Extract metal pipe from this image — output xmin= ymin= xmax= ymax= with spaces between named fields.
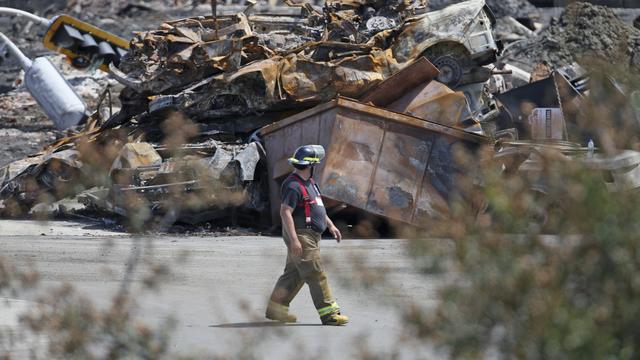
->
xmin=0 ymin=31 xmax=32 ymax=69
xmin=0 ymin=7 xmax=51 ymax=27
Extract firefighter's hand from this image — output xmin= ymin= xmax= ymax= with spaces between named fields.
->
xmin=290 ymin=239 xmax=303 ymax=257
xmin=329 ymin=225 xmax=342 ymax=243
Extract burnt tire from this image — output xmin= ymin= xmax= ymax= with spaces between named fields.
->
xmin=431 ymin=55 xmax=463 ymax=87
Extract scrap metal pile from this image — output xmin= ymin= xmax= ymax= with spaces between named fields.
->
xmin=1 ymin=0 xmax=639 ymax=231
xmin=108 ymin=0 xmax=497 ymax=124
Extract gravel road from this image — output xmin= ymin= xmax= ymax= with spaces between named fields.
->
xmin=0 ymin=220 xmax=442 ymax=359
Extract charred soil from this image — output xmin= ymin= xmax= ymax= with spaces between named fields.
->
xmin=503 ymin=2 xmax=640 ymax=71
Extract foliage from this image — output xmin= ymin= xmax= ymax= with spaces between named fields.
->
xmin=407 ymin=71 xmax=640 ymax=359
xmin=21 ymin=284 xmax=175 ymax=359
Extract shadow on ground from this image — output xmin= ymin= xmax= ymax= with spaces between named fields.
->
xmin=209 ymin=321 xmax=323 ymax=328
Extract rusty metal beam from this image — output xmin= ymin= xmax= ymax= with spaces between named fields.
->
xmin=359 ymin=57 xmax=440 ymax=107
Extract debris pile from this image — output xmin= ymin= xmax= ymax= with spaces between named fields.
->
xmin=114 ymin=12 xmax=399 ymax=119
xmin=0 ymin=0 xmax=501 ymax=230
xmin=110 ymin=0 xmax=497 ymax=124
xmin=1 ymin=0 xmax=640 ymax=233
xmin=428 ymin=0 xmax=539 ymax=19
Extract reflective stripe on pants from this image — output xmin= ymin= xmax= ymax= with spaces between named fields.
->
xmin=317 ymin=302 xmax=340 ymax=317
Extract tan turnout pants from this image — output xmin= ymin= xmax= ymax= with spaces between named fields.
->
xmin=269 ymin=228 xmax=339 ymax=317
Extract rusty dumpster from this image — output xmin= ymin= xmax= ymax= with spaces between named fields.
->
xmin=260 ymin=97 xmax=489 ymax=229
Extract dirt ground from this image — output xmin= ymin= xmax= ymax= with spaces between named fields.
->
xmin=502 ymin=2 xmax=640 ymax=71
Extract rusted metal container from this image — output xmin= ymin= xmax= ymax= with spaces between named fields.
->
xmin=260 ymin=97 xmax=488 ymax=228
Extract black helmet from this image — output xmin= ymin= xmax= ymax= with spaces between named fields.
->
xmin=288 ymin=145 xmax=325 ymax=166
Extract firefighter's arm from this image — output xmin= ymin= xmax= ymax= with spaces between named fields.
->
xmin=281 ymin=204 xmax=303 ymax=257
xmin=326 ymin=215 xmax=342 ymax=243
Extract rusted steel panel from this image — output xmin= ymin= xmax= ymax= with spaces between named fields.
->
xmin=387 ymin=81 xmax=470 ymax=128
xmin=414 ymin=135 xmax=459 ymax=222
xmin=359 ymin=57 xmax=440 ymax=107
xmin=261 ymin=97 xmax=487 ymax=227
xmin=365 ymin=124 xmax=434 ymax=220
xmin=322 ymin=113 xmax=385 ymax=209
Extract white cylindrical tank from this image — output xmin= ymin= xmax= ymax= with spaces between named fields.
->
xmin=0 ymin=32 xmax=86 ymax=130
xmin=24 ymin=57 xmax=87 ymax=129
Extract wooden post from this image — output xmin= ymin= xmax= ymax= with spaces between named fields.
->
xmin=211 ymin=0 xmax=218 ymax=40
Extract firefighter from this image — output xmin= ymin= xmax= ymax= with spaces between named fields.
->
xmin=265 ymin=145 xmax=349 ymax=326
